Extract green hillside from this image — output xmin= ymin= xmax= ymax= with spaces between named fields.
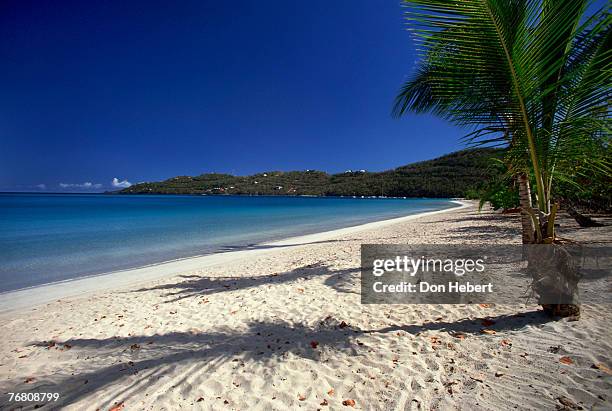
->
xmin=118 ymin=148 xmax=501 ymax=197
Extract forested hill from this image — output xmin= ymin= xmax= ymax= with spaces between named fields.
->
xmin=118 ymin=148 xmax=501 ymax=198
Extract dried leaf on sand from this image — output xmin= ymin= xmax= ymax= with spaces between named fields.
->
xmin=591 ymin=363 xmax=612 ymax=374
xmin=109 ymin=402 xmax=125 ymax=411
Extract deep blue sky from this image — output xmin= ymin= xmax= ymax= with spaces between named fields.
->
xmin=1 ymin=0 xmax=464 ymax=192
xmin=1 ymin=1 xmax=601 ymax=192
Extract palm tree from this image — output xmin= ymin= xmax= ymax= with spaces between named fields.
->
xmin=394 ymin=0 xmax=611 ymax=316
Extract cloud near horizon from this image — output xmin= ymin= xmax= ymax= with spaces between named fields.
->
xmin=112 ymin=178 xmax=132 ymax=188
xmin=59 ymin=182 xmax=102 ymax=189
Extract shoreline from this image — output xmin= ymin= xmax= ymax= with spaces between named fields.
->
xmin=0 ymin=200 xmax=467 ymax=313
xmin=1 ymin=201 xmax=610 ymax=410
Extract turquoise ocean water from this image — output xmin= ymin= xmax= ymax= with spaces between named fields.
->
xmin=0 ymin=194 xmax=457 ymax=292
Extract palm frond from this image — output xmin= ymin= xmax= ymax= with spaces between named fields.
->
xmin=394 ymin=0 xmax=611 ymax=214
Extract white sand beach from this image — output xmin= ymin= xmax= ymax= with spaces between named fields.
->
xmin=1 ymin=202 xmax=610 ymax=410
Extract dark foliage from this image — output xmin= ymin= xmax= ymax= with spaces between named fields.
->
xmin=118 ymin=148 xmax=501 ymax=198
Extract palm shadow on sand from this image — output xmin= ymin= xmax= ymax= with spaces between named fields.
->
xmin=8 ymin=309 xmax=553 ymax=409
xmin=131 ymin=262 xmax=361 ymax=303
xmin=12 ymin=320 xmax=361 ymax=409
xmin=368 ymin=309 xmax=551 ymax=335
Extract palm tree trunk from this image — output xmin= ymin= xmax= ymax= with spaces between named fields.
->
xmin=566 ymin=205 xmax=604 ymax=227
xmin=518 ymin=173 xmax=579 ymax=317
xmin=518 ymin=173 xmax=534 ymax=244
xmin=519 ymin=175 xmax=581 ymax=318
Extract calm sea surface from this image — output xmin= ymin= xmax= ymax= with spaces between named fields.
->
xmin=0 ymin=194 xmax=457 ymax=292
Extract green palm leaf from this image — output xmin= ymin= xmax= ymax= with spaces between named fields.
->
xmin=394 ymin=0 xmax=611 ymax=215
